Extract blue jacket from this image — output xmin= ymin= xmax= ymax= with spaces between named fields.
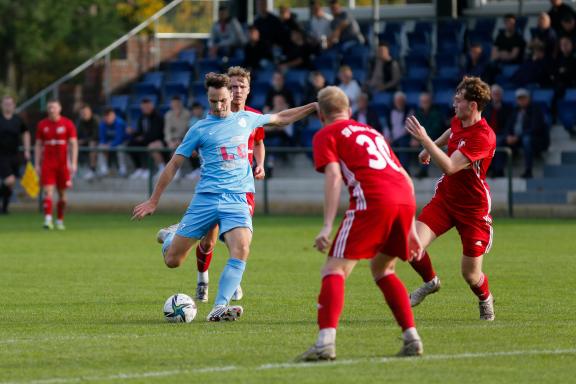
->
xmin=99 ymin=117 xmax=126 ymax=147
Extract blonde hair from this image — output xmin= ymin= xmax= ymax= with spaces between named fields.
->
xmin=318 ymin=86 xmax=349 ymax=116
xmin=227 ymin=66 xmax=251 ymax=83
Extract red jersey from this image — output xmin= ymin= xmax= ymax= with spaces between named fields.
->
xmin=36 ymin=117 xmax=77 ymax=166
xmin=435 ymin=117 xmax=496 ymax=214
xmin=313 ymin=119 xmax=414 ymax=209
xmin=245 ymin=105 xmax=265 ymax=166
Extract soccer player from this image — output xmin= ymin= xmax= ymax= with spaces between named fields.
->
xmin=0 ymin=95 xmax=30 ymax=214
xmin=132 ymin=73 xmax=317 ymax=321
xmin=297 ymin=86 xmax=424 ymax=362
xmin=193 ymin=66 xmax=266 ymax=303
xmin=405 ymin=76 xmax=496 ymax=321
xmin=35 ymin=100 xmax=78 ymax=230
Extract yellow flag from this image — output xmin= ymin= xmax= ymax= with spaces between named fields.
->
xmin=20 ymin=161 xmax=40 ymax=198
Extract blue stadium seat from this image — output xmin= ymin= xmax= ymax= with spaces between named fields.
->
xmin=353 ymin=69 xmax=367 ymax=84
xmin=531 ymin=89 xmax=554 ymax=110
xmin=284 ymin=70 xmax=309 ymax=87
xmin=248 ymin=91 xmax=266 ymax=110
xmin=191 ymin=81 xmax=205 ymax=98
xmin=405 ymin=91 xmax=420 ymax=108
xmin=163 ymin=91 xmax=188 ymax=106
xmin=372 ymin=91 xmax=393 ymax=106
xmin=434 ymin=55 xmax=459 ymax=68
xmin=433 ymin=90 xmax=453 ymax=106
xmin=178 ymin=50 xmax=197 ymax=65
xmin=319 ymin=68 xmax=337 ymax=85
xmin=401 ymin=78 xmax=427 ymax=92
xmin=313 ymin=55 xmax=337 ymax=70
xmin=414 ymin=21 xmax=433 ymax=36
xmin=437 ymin=66 xmax=461 ymax=79
xmin=432 ymin=77 xmax=459 ymax=92
xmin=134 ymin=72 xmax=163 ymax=95
xmin=109 ymin=95 xmax=129 ymax=117
xmin=502 ymin=89 xmax=517 ymax=105
xmin=166 ymin=60 xmax=192 ymax=72
xmin=132 ymin=94 xmax=158 ymax=106
xmin=406 ymin=66 xmax=430 ymax=80
xmin=196 ymin=59 xmax=221 ymax=80
xmin=404 ymin=53 xmax=430 ymax=69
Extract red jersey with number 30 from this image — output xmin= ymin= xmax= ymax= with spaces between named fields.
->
xmin=313 ymin=119 xmax=414 ymax=209
xmin=245 ymin=105 xmax=265 ymax=166
xmin=36 ymin=117 xmax=77 ymax=166
xmin=435 ymin=117 xmax=496 ymax=213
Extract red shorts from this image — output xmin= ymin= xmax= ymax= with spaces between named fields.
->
xmin=41 ymin=164 xmax=72 ymax=190
xmin=328 ymin=204 xmax=416 ymax=261
xmin=246 ymin=192 xmax=255 ymax=216
xmin=418 ymin=196 xmax=493 ymax=257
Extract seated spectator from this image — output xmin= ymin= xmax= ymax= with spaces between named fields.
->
xmin=164 ymin=95 xmax=190 ymax=151
xmin=491 ymin=14 xmax=526 ymax=65
xmin=279 ymin=5 xmax=301 ymax=44
xmin=366 ymin=41 xmax=401 ymax=93
xmin=337 ymin=65 xmax=361 ymax=113
xmin=264 ymin=94 xmax=294 ymax=170
xmin=483 ymin=84 xmax=513 ymax=177
xmin=207 ymin=5 xmax=246 ymax=59
xmin=385 ymin=91 xmax=415 ymax=171
xmin=352 ymin=93 xmax=382 ymax=133
xmin=279 ymin=29 xmax=315 ymax=71
xmin=126 ymin=98 xmax=165 ymax=180
xmin=243 ymin=25 xmax=273 ymax=71
xmin=464 ymin=42 xmax=489 ymax=78
xmin=414 ymin=92 xmax=445 ymax=177
xmin=309 ymin=1 xmax=333 ymax=49
xmin=328 ymin=0 xmax=365 ymax=51
xmin=303 ymin=71 xmax=327 ymax=105
xmin=549 ymin=0 xmax=576 ymax=35
xmin=189 ymin=102 xmax=206 ymax=126
xmin=559 ymin=13 xmax=576 ymax=44
xmin=552 ymin=36 xmax=576 ymax=92
xmin=97 ymin=107 xmax=127 ymax=177
xmin=511 ymin=41 xmax=552 ymax=87
xmin=254 ymin=0 xmax=283 ymax=47
xmin=264 ymin=71 xmax=295 ymax=112
xmin=531 ymin=12 xmax=557 ymax=57
xmin=76 ymin=104 xmax=99 ymax=180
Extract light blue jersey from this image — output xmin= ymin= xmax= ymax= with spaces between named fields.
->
xmin=176 ymin=111 xmax=271 ymax=193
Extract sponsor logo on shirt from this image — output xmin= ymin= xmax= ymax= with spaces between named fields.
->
xmin=57 ymin=126 xmax=66 ymax=134
xmin=458 ymin=140 xmax=466 ymax=149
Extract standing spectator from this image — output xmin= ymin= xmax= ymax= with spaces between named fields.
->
xmin=328 ymin=0 xmax=365 ymax=50
xmin=309 ymin=1 xmax=333 ymax=49
xmin=552 ymin=36 xmax=576 ymax=94
xmin=483 ymin=85 xmax=512 ymax=177
xmin=303 ymin=71 xmax=327 ymax=105
xmin=0 ymin=95 xmax=30 ymax=214
xmin=558 ymin=13 xmax=576 ymax=44
xmin=531 ymin=12 xmax=557 ymax=57
xmin=548 ymin=0 xmax=576 ymax=35
xmin=35 ymin=100 xmax=78 ymax=230
xmin=98 ymin=107 xmax=127 ymax=177
xmin=76 ymin=104 xmax=99 ymax=180
xmin=279 ymin=29 xmax=315 ymax=71
xmin=414 ymin=92 xmax=445 ymax=178
xmin=464 ymin=42 xmax=489 ymax=79
xmin=264 ymin=71 xmax=295 ymax=111
xmin=278 ymin=5 xmax=301 ymax=46
xmin=366 ymin=41 xmax=402 ymax=93
xmin=207 ymin=5 xmax=246 ymax=59
xmin=243 ymin=25 xmax=273 ymax=71
xmin=352 ymin=93 xmax=382 ymax=133
xmin=127 ymin=98 xmax=165 ymax=180
xmin=491 ymin=14 xmax=526 ymax=65
xmin=511 ymin=41 xmax=552 ymax=87
xmin=337 ymin=65 xmax=361 ymax=113
xmin=386 ymin=91 xmax=414 ymax=171
xmin=254 ymin=0 xmax=283 ymax=47
xmin=164 ymin=95 xmax=190 ymax=180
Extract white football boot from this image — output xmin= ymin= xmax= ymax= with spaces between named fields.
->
xmin=409 ymin=276 xmax=441 ymax=307
xmin=156 ymin=223 xmax=179 ymax=244
xmin=295 ymin=344 xmax=336 ymax=362
xmin=206 ymin=304 xmax=243 ymax=322
xmin=479 ymin=294 xmax=495 ymax=321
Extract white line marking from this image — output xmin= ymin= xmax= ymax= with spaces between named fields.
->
xmin=1 ymin=348 xmax=575 ymax=384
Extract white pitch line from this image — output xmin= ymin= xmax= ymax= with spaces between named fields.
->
xmin=1 ymin=348 xmax=575 ymax=384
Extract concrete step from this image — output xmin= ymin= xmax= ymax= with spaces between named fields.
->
xmin=543 ymin=164 xmax=576 ymax=178
xmin=561 ymin=151 xmax=576 ymax=165
xmin=526 ymin=178 xmax=576 ymax=191
xmin=513 ymin=191 xmax=568 ymax=204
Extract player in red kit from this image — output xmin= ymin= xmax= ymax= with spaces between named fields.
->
xmin=296 ymin=86 xmax=424 ymax=362
xmin=405 ymin=76 xmax=496 ymax=321
xmin=35 ymin=100 xmax=78 ymax=230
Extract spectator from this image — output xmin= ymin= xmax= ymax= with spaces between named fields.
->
xmin=309 ymin=1 xmax=333 ymax=49
xmin=264 ymin=71 xmax=295 ymax=111
xmin=531 ymin=12 xmax=557 ymax=57
xmin=366 ymin=41 xmax=401 ymax=93
xmin=76 ymin=104 xmax=99 ymax=180
xmin=414 ymin=92 xmax=445 ymax=177
xmin=189 ymin=102 xmax=206 ymax=126
xmin=385 ymin=91 xmax=414 ymax=171
xmin=337 ymin=65 xmax=361 ymax=113
xmin=491 ymin=14 xmax=526 ymax=65
xmin=303 ymin=71 xmax=327 ymax=105
xmin=243 ymin=25 xmax=273 ymax=71
xmin=511 ymin=41 xmax=552 ymax=87
xmin=558 ymin=13 xmax=576 ymax=44
xmin=464 ymin=42 xmax=489 ymax=78
xmin=279 ymin=5 xmax=301 ymax=38
xmin=484 ymin=85 xmax=513 ymax=177
xmin=126 ymin=98 xmax=165 ymax=180
xmin=279 ymin=29 xmax=315 ymax=71
xmin=552 ymin=36 xmax=576 ymax=91
xmin=352 ymin=93 xmax=382 ymax=133
xmin=185 ymin=102 xmax=204 ymax=181
xmin=208 ymin=5 xmax=246 ymax=59
xmin=548 ymin=0 xmax=576 ymax=35
xmin=264 ymin=94 xmax=294 ymax=170
xmin=97 ymin=107 xmax=127 ymax=177
xmin=503 ymin=89 xmax=549 ymax=179
xmin=164 ymin=95 xmax=191 ymax=151
xmin=254 ymin=0 xmax=283 ymax=47
xmin=328 ymin=0 xmax=365 ymax=50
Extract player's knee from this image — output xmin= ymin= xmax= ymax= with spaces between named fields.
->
xmin=164 ymin=253 xmax=182 ymax=268
xmin=461 ymin=270 xmax=479 ymax=285
xmin=230 ymin=243 xmax=250 ymax=260
xmin=200 ymin=237 xmax=216 ymax=251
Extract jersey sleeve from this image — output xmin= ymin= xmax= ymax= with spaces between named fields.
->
xmin=245 ymin=111 xmax=272 ymax=130
xmin=254 ymin=127 xmax=265 ymax=141
xmin=457 ymin=129 xmax=494 ymax=163
xmin=175 ymin=121 xmax=201 ymax=158
xmin=312 ymin=129 xmax=339 ymax=173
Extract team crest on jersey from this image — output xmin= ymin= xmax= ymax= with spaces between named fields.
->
xmin=458 ymin=140 xmax=466 ymax=149
xmin=56 ymin=126 xmax=66 ymax=134
xmin=238 ymin=117 xmax=247 ymax=128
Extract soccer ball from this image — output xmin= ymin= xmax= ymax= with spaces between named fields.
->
xmin=163 ymin=293 xmax=197 ymax=323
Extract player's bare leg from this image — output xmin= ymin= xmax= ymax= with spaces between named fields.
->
xmin=207 ymin=227 xmax=251 ymax=322
xmin=296 ymin=257 xmax=357 ymax=362
xmin=372 ymin=253 xmax=423 ymax=356
xmin=462 ymin=254 xmax=494 ymax=321
xmin=163 ymin=233 xmax=197 ymax=268
xmin=42 ymin=185 xmax=55 ymax=230
xmin=409 ymin=221 xmax=441 ymax=306
xmin=55 ymin=188 xmax=67 ymax=230
xmin=196 ymin=225 xmax=219 ymax=303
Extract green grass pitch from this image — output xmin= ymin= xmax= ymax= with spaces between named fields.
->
xmin=1 ymin=213 xmax=575 ymax=383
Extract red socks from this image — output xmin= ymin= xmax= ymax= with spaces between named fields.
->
xmin=470 ymin=273 xmax=491 ymax=301
xmin=57 ymin=200 xmax=66 ymax=221
xmin=196 ymin=244 xmax=213 ymax=273
xmin=43 ymin=197 xmax=52 ymax=216
xmin=317 ymin=274 xmax=345 ymax=330
xmin=409 ymin=251 xmax=436 ymax=283
xmin=376 ymin=274 xmax=415 ymax=331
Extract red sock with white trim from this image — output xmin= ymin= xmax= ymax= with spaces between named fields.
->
xmin=57 ymin=200 xmax=66 ymax=221
xmin=317 ymin=274 xmax=345 ymax=330
xmin=409 ymin=251 xmax=437 ymax=283
xmin=196 ymin=244 xmax=213 ymax=273
xmin=470 ymin=273 xmax=491 ymax=301
xmin=376 ymin=274 xmax=415 ymax=331
xmin=43 ymin=197 xmax=52 ymax=217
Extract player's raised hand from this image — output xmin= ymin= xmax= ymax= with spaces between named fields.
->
xmin=253 ymin=165 xmax=265 ymax=180
xmin=314 ymin=226 xmax=332 ymax=253
xmin=131 ymin=199 xmax=157 ymax=221
xmin=405 ymin=115 xmax=429 ymax=143
xmin=418 ymin=149 xmax=431 ymax=165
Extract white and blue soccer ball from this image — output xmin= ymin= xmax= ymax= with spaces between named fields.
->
xmin=163 ymin=293 xmax=197 ymax=323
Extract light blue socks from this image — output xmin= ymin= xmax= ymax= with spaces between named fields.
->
xmin=215 ymin=258 xmax=246 ymax=306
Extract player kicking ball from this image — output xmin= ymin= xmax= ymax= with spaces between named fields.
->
xmin=297 ymin=87 xmax=424 ymax=362
xmin=405 ymin=76 xmax=496 ymax=321
xmin=133 ymin=73 xmax=318 ymax=322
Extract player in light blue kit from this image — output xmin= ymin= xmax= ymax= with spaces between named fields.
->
xmin=132 ymin=72 xmax=318 ymax=321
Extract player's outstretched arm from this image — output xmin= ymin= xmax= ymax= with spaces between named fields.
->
xmin=266 ymin=102 xmax=318 ymax=127
xmin=418 ymin=128 xmax=451 ymax=165
xmin=131 ymin=154 xmax=185 ymax=220
xmin=315 ymin=162 xmax=342 ymax=253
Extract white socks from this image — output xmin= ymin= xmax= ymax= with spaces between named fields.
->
xmin=198 ymin=271 xmax=209 ymax=284
xmin=316 ymin=328 xmax=336 ymax=347
xmin=403 ymin=327 xmax=420 ymax=342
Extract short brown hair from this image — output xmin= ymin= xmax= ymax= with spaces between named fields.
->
xmin=227 ymin=66 xmax=251 ymax=83
xmin=204 ymin=72 xmax=231 ymax=90
xmin=456 ymin=76 xmax=491 ymax=112
xmin=318 ymin=86 xmax=349 ymax=116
